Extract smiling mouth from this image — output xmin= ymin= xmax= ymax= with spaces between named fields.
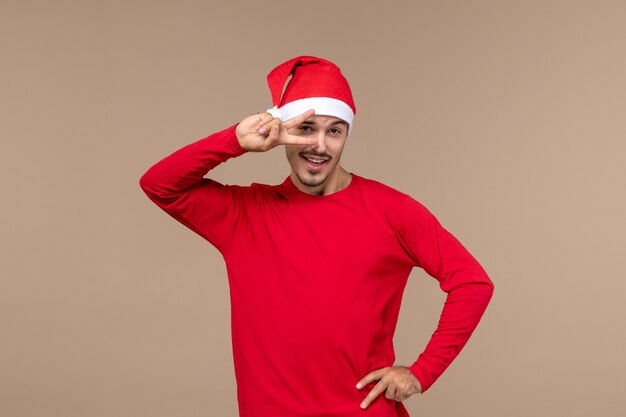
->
xmin=301 ymin=153 xmax=331 ymax=167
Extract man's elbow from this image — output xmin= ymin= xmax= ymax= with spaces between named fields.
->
xmin=138 ymin=170 xmax=159 ymax=200
xmin=477 ymin=268 xmax=495 ymax=295
xmin=485 ymin=278 xmax=495 ymax=301
xmin=138 ymin=170 xmax=177 ymax=205
xmin=475 ymin=274 xmax=495 ymax=309
xmin=138 ymin=170 xmax=156 ymax=196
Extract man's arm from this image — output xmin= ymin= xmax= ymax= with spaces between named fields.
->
xmin=138 ymin=110 xmax=317 ymax=249
xmin=397 ymin=196 xmax=494 ymax=392
xmin=138 ymin=122 xmax=248 ymax=249
xmin=358 ymin=195 xmax=494 ymax=408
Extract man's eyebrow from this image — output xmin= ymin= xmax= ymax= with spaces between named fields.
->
xmin=300 ymin=120 xmax=348 ymax=127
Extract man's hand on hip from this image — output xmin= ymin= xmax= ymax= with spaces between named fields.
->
xmin=235 ymin=109 xmax=317 ymax=152
xmin=356 ymin=366 xmax=422 ymax=409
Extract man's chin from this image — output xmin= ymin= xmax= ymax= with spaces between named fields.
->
xmin=296 ymin=171 xmax=327 ymax=188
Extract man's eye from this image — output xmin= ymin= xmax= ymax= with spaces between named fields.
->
xmin=330 ymin=128 xmax=342 ymax=135
xmin=299 ymin=125 xmax=312 ymax=131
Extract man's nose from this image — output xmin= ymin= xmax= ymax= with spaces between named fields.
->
xmin=311 ymin=131 xmax=328 ymax=153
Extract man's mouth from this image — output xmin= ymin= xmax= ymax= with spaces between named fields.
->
xmin=301 ymin=153 xmax=331 ymax=168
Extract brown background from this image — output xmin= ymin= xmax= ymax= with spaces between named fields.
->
xmin=2 ymin=1 xmax=625 ymax=416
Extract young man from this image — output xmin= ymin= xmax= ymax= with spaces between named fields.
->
xmin=139 ymin=56 xmax=494 ymax=417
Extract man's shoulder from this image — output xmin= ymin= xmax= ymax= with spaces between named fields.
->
xmin=354 ymin=174 xmax=411 ymax=202
xmin=212 ymin=181 xmax=279 ymax=202
xmin=234 ymin=181 xmax=288 ymax=202
xmin=354 ymin=175 xmax=437 ymax=227
xmin=354 ymin=174 xmax=435 ymax=216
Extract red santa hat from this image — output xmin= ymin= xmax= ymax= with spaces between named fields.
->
xmin=265 ymin=55 xmax=356 ymax=132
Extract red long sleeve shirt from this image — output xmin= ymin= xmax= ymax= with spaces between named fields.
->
xmin=139 ymin=124 xmax=494 ymax=417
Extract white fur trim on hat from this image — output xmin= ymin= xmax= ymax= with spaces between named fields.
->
xmin=266 ymin=97 xmax=354 ymax=132
xmin=266 ymin=106 xmax=282 ymax=120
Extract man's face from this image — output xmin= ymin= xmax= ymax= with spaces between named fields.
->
xmin=284 ymin=115 xmax=349 ymax=193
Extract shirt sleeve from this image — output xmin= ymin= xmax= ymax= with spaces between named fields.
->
xmin=393 ymin=195 xmax=495 ymax=393
xmin=138 ymin=124 xmax=248 ymax=250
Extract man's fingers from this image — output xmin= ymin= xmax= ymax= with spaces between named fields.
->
xmin=356 ymin=368 xmax=387 ymax=389
xmin=255 ymin=112 xmax=273 ymax=126
xmin=360 ymin=379 xmax=388 ymax=409
xmin=282 ymin=108 xmax=316 ymax=129
xmin=385 ymin=384 xmax=396 ymax=400
xmin=276 ymin=133 xmax=317 ymax=147
xmin=267 ymin=125 xmax=280 ymax=144
xmin=257 ymin=116 xmax=280 ymax=134
xmin=356 ymin=366 xmax=419 ymax=408
xmin=356 ymin=367 xmax=391 ymax=409
xmin=252 ymin=108 xmax=317 ymax=148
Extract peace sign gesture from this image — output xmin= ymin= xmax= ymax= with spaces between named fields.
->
xmin=235 ymin=109 xmax=317 ymax=152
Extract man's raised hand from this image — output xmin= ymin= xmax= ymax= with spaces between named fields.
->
xmin=235 ymin=109 xmax=317 ymax=152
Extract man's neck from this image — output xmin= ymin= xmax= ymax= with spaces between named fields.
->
xmin=292 ymin=167 xmax=352 ymax=196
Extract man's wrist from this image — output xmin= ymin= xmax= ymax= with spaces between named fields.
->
xmin=407 ymin=363 xmax=427 ymax=394
xmin=228 ymin=123 xmax=249 ymax=155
